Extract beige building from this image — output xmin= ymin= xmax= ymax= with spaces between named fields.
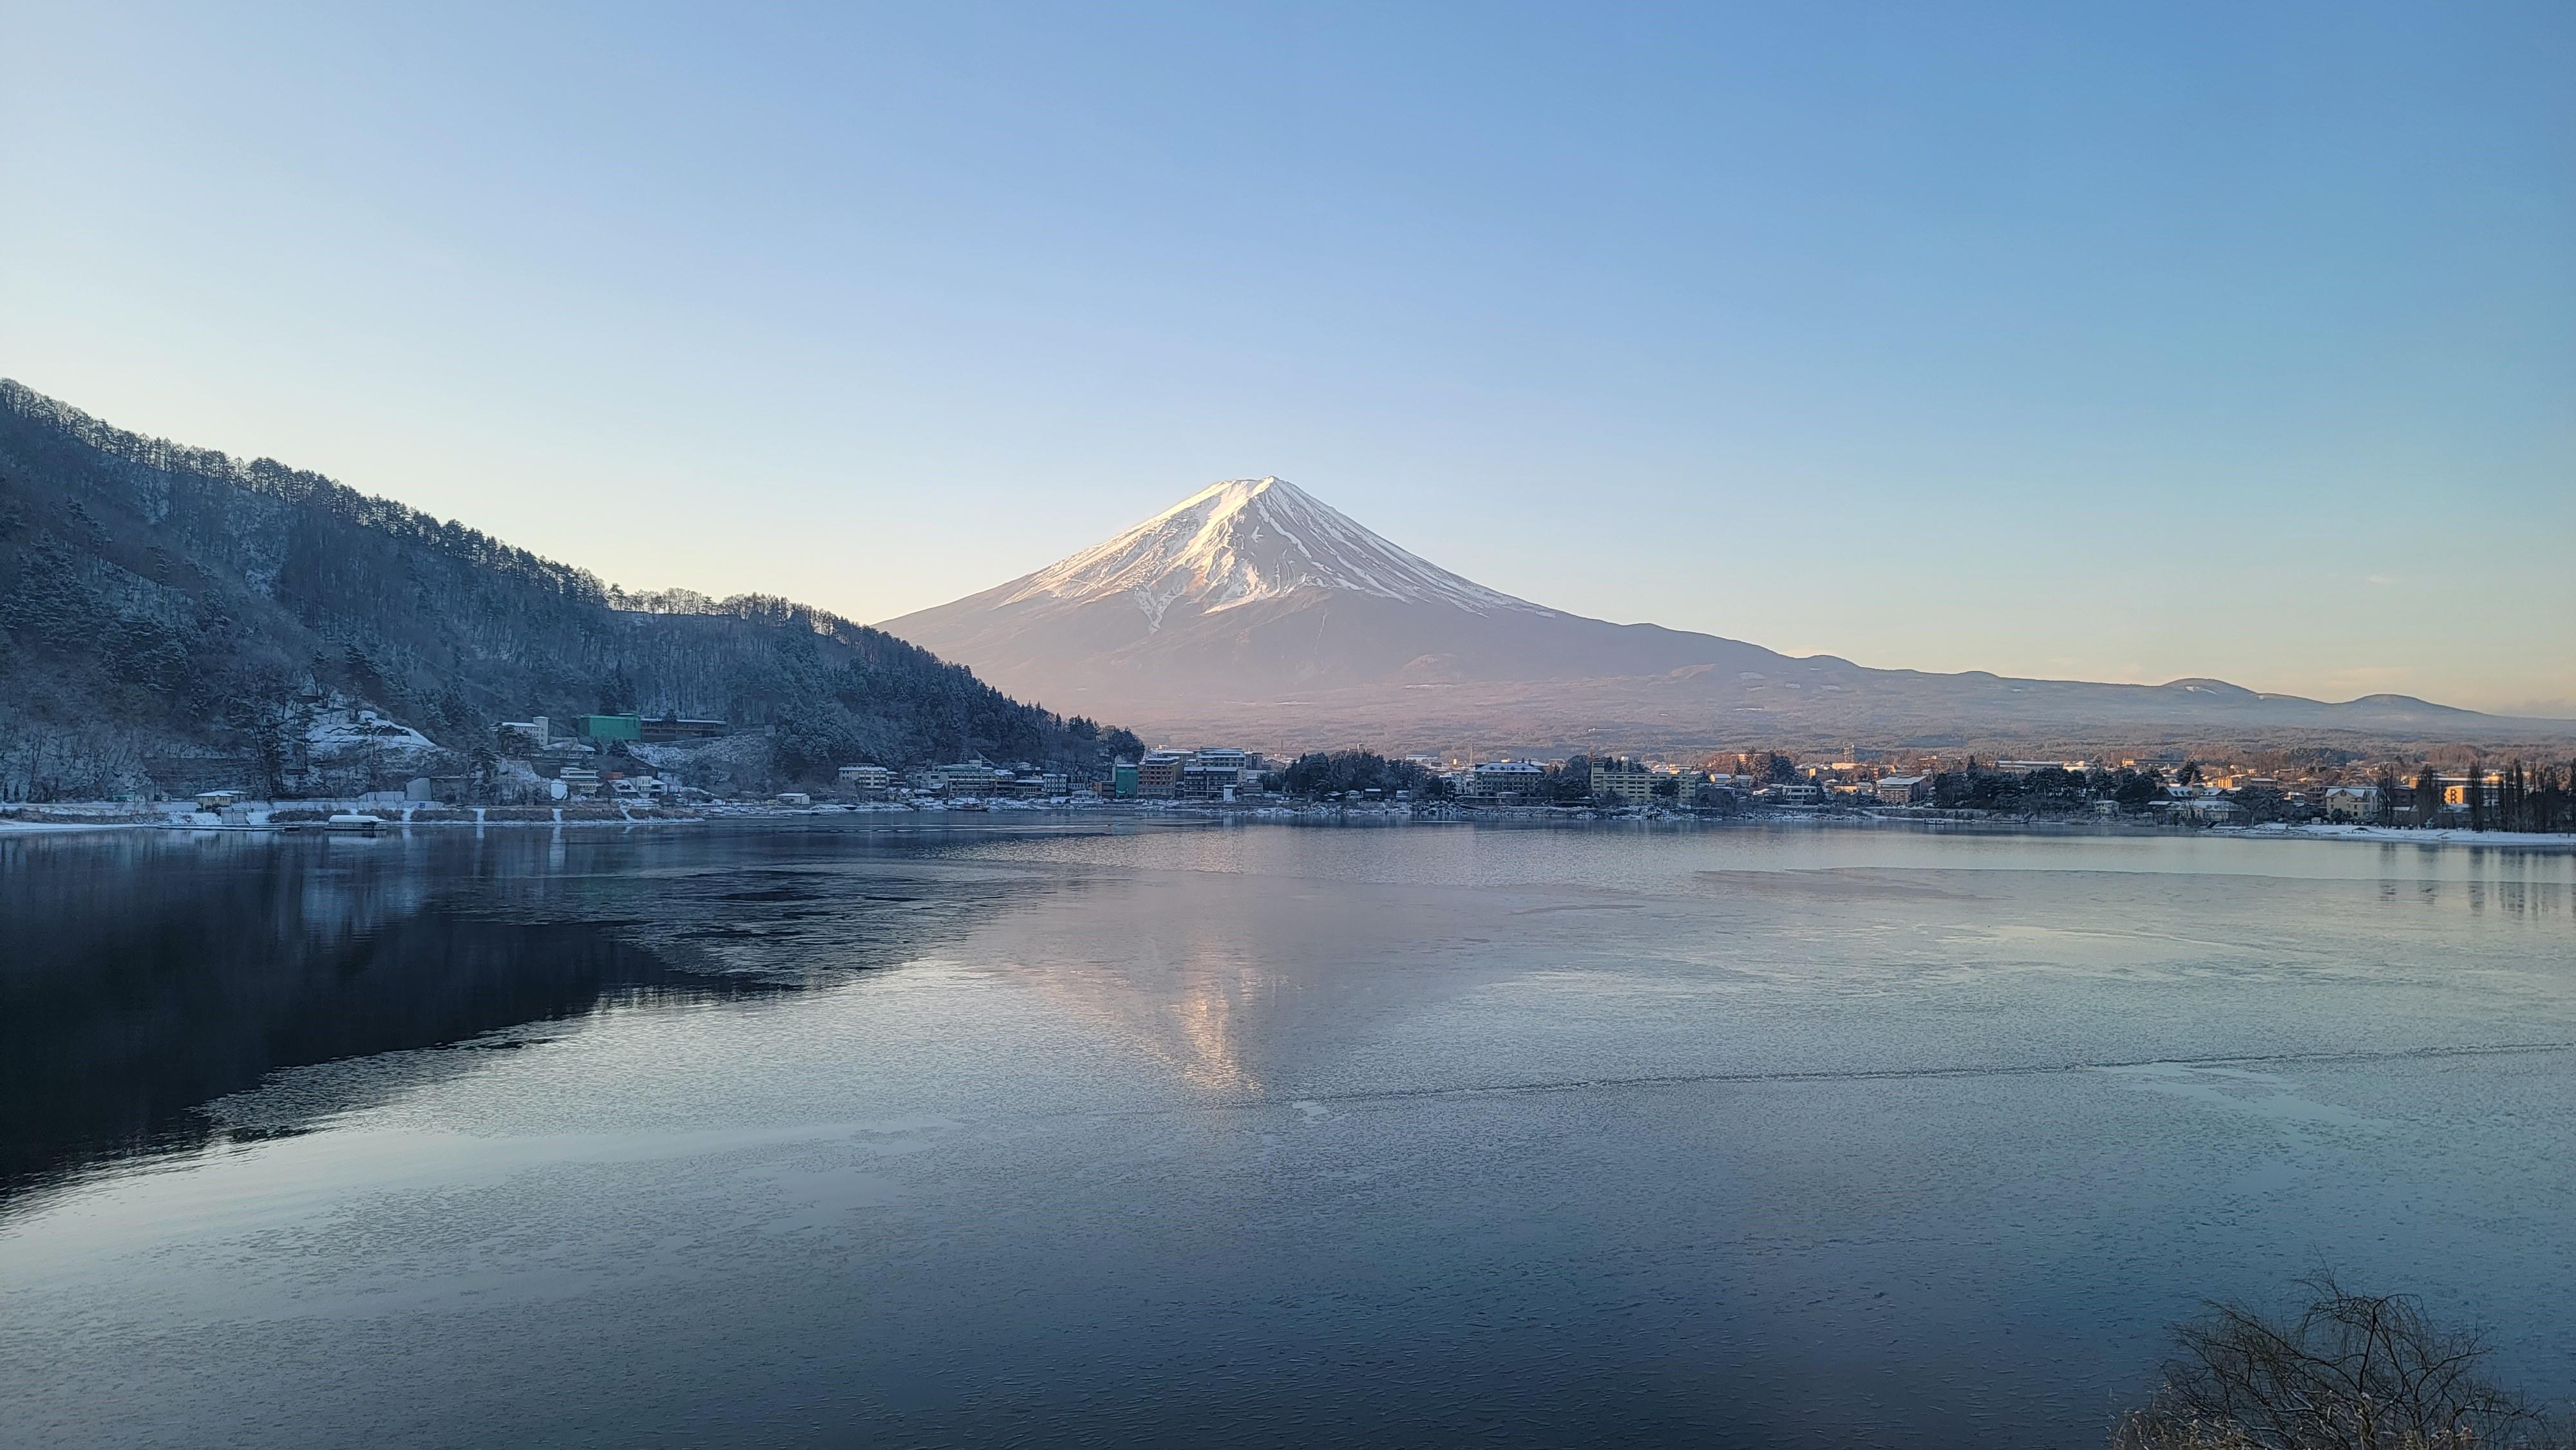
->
xmin=1589 ymin=760 xmax=1658 ymax=803
xmin=1875 ymin=775 xmax=1927 ymax=805
xmin=1137 ymin=751 xmax=1188 ymax=798
xmin=2439 ymin=774 xmax=2501 ymax=808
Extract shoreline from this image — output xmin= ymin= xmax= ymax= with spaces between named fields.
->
xmin=5 ymin=801 xmax=2572 ymax=850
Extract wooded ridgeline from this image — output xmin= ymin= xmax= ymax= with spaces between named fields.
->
xmin=0 ymin=380 xmax=1116 ymax=800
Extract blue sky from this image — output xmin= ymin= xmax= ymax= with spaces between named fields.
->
xmin=5 ymin=3 xmax=2570 ymax=713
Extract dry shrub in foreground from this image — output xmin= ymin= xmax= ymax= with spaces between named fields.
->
xmin=2114 ymin=1274 xmax=2568 ymax=1449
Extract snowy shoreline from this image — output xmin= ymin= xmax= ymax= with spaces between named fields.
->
xmin=5 ymin=802 xmax=2572 ymax=850
xmin=2238 ymin=821 xmax=2576 ymax=848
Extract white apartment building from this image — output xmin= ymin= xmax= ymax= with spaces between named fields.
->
xmin=837 ymin=764 xmax=893 ymax=795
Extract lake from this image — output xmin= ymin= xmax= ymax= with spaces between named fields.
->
xmin=3 ymin=820 xmax=2571 ymax=1447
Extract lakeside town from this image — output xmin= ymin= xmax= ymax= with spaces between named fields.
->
xmin=10 ymin=701 xmax=2572 ymax=839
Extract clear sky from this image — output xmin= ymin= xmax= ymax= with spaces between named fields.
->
xmin=5 ymin=3 xmax=2570 ymax=715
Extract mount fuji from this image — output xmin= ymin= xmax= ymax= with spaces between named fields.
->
xmin=881 ymin=478 xmax=2564 ymax=753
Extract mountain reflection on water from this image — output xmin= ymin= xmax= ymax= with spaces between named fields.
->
xmin=0 ymin=824 xmax=1049 ymax=1202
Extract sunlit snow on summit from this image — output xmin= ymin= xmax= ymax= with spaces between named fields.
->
xmin=1005 ymin=477 xmax=1556 ymax=627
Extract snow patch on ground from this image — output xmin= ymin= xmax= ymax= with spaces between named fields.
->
xmin=306 ymin=707 xmax=439 ymax=757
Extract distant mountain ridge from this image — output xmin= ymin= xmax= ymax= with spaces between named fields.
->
xmin=0 ymin=381 xmax=1112 ymax=799
xmin=882 ymin=477 xmax=2573 ymax=754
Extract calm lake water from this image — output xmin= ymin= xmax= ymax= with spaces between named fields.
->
xmin=3 ymin=820 xmax=2571 ymax=1447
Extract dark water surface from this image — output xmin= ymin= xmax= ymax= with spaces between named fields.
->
xmin=3 ymin=821 xmax=2571 ymax=1447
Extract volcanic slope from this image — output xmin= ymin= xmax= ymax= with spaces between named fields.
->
xmin=882 ymin=478 xmax=2567 ymax=754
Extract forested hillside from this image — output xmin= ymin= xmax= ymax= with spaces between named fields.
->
xmin=0 ymin=381 xmax=1117 ymax=799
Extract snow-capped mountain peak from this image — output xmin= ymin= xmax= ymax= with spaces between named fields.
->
xmin=1003 ymin=476 xmax=1553 ymax=626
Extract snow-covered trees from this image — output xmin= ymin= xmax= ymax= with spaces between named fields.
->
xmin=0 ymin=381 xmax=1117 ymax=799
